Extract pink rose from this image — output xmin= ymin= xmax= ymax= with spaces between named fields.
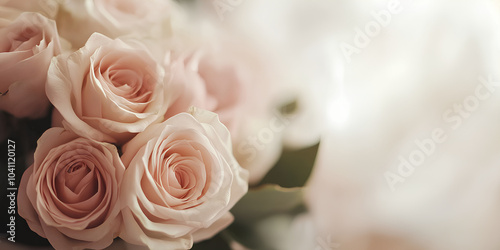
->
xmin=180 ymin=49 xmax=252 ymax=138
xmin=170 ymin=42 xmax=289 ymax=184
xmin=119 ymin=108 xmax=249 ymax=249
xmin=166 ymin=41 xmax=290 ymax=184
xmin=18 ymin=127 xmax=125 ymax=250
xmin=0 ymin=12 xmax=61 ymax=118
xmin=47 ymin=33 xmax=178 ymax=145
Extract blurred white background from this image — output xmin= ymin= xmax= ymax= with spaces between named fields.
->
xmin=206 ymin=0 xmax=500 ymax=249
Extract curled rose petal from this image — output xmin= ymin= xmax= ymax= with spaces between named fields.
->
xmin=120 ymin=108 xmax=248 ymax=249
xmin=47 ymin=33 xmax=179 ymax=144
xmin=164 ymin=39 xmax=285 ymax=185
xmin=18 ymin=128 xmax=125 ymax=250
xmin=0 ymin=11 xmax=61 ymax=118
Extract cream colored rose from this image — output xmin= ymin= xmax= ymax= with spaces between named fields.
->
xmin=0 ymin=12 xmax=61 ymax=118
xmin=47 ymin=33 xmax=177 ymax=145
xmin=0 ymin=0 xmax=61 ymax=18
xmin=176 ymin=49 xmax=252 ymax=138
xmin=120 ymin=108 xmax=249 ymax=249
xmin=18 ymin=128 xmax=125 ymax=250
xmin=57 ymin=0 xmax=178 ymax=48
xmin=166 ymin=42 xmax=285 ymax=184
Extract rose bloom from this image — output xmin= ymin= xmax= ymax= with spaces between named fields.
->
xmin=167 ymin=41 xmax=285 ymax=184
xmin=184 ymin=49 xmax=255 ymax=137
xmin=167 ymin=49 xmax=250 ymax=138
xmin=47 ymin=33 xmax=177 ymax=145
xmin=119 ymin=108 xmax=249 ymax=249
xmin=0 ymin=11 xmax=61 ymax=118
xmin=57 ymin=0 xmax=177 ymax=48
xmin=18 ymin=127 xmax=125 ymax=250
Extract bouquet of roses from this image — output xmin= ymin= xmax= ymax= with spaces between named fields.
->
xmin=7 ymin=1 xmax=500 ymax=250
xmin=0 ymin=0 xmax=318 ymax=249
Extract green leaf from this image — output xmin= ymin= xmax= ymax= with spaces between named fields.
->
xmin=191 ymin=234 xmax=231 ymax=250
xmin=232 ymin=185 xmax=305 ymax=224
xmin=227 ymin=185 xmax=306 ymax=249
xmin=257 ymin=143 xmax=320 ymax=188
